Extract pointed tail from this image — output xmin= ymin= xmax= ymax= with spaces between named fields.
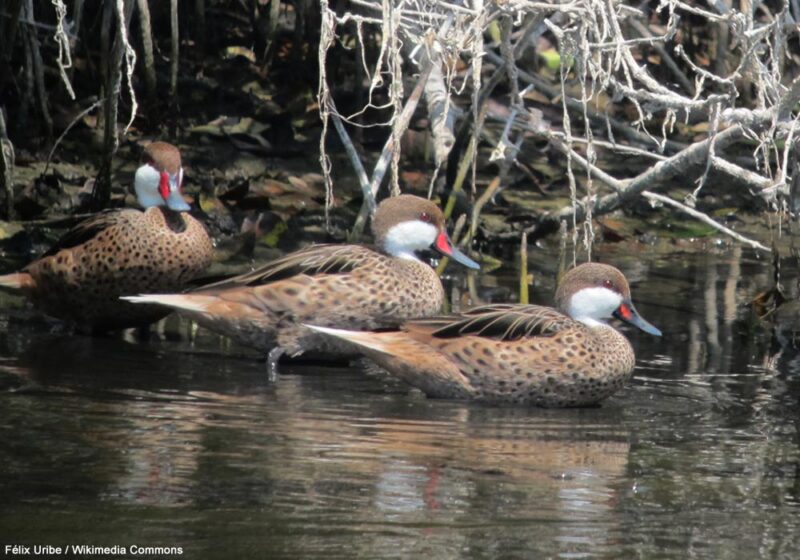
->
xmin=305 ymin=324 xmax=406 ymax=355
xmin=121 ymin=293 xmax=217 ymax=313
xmin=0 ymin=272 xmax=36 ymax=292
xmin=305 ymin=324 xmax=473 ymax=399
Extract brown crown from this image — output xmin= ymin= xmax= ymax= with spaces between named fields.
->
xmin=554 ymin=262 xmax=631 ymax=311
xmin=142 ymin=141 xmax=182 ymax=175
xmin=371 ymin=194 xmax=445 ymax=244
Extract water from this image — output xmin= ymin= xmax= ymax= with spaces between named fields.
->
xmin=1 ymin=241 xmax=799 ymax=559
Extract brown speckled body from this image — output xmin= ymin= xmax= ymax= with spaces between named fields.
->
xmin=312 ymin=263 xmax=660 ymax=408
xmin=177 ymin=244 xmax=445 ymax=354
xmin=422 ymin=313 xmax=629 ymax=406
xmin=325 ymin=305 xmax=635 ymax=407
xmin=15 ymin=207 xmax=213 ymax=331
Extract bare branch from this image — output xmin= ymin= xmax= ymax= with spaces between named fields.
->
xmin=642 ymin=190 xmax=771 ymax=252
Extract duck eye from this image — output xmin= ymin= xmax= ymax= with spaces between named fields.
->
xmin=603 ymin=279 xmax=614 ymax=289
xmin=419 ymin=211 xmax=431 ymax=222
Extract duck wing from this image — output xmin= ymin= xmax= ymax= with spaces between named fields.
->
xmin=194 ymin=244 xmax=380 ymax=291
xmin=410 ymin=304 xmax=575 ymax=342
xmin=38 ymin=209 xmax=137 ymax=259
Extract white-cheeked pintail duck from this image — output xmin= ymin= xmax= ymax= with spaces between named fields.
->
xmin=0 ymin=141 xmax=213 ymax=332
xmin=309 ymin=262 xmax=661 ymax=407
xmin=124 ymin=194 xmax=480 ymax=361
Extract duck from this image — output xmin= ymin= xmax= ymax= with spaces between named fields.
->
xmin=123 ymin=194 xmax=480 ymax=365
xmin=308 ymin=262 xmax=661 ymax=407
xmin=0 ymin=141 xmax=214 ymax=332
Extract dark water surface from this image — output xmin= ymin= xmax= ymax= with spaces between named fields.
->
xmin=1 ymin=242 xmax=799 ymax=559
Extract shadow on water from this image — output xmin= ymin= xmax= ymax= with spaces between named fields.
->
xmin=1 ymin=241 xmax=800 ymax=559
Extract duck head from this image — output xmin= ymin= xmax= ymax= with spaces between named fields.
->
xmin=555 ymin=262 xmax=661 ymax=336
xmin=134 ymin=141 xmax=191 ymax=211
xmin=371 ymin=194 xmax=480 ymax=270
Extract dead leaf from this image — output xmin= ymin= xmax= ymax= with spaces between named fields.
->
xmin=750 ymin=285 xmax=786 ymax=320
xmin=224 ymin=46 xmax=256 ymax=63
xmin=597 ymin=218 xmax=628 ymax=242
xmin=242 ymin=81 xmax=273 ymax=102
xmin=523 ymin=89 xmax=551 ymax=104
xmin=400 ymin=171 xmax=430 ymax=191
xmin=287 ymin=176 xmax=323 ymax=197
xmin=251 ymin=178 xmax=293 ymax=198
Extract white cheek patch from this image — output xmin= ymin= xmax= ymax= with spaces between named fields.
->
xmin=383 ymin=220 xmax=438 ymax=259
xmin=567 ymin=287 xmax=622 ymax=325
xmin=134 ymin=164 xmax=165 ymax=208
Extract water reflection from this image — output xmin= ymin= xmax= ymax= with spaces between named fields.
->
xmin=0 ymin=244 xmax=799 ymax=558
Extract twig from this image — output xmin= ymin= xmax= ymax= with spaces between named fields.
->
xmin=329 ymin=103 xmax=372 ymax=209
xmin=555 ymin=134 xmax=669 ymax=160
xmin=259 ymin=0 xmax=281 ymax=71
xmin=519 ymin=232 xmax=529 ymax=304
xmin=367 ymin=63 xmax=433 ymax=197
xmin=44 ymin=98 xmax=104 ymax=176
xmin=642 ymin=190 xmax=771 ymax=252
xmin=50 ymin=0 xmax=76 ymax=99
xmin=483 ymin=50 xmax=688 ymax=154
xmin=443 ymin=102 xmax=491 ymax=220
xmin=444 ymin=11 xmax=544 ymax=211
xmin=195 ymin=0 xmax=206 ymax=60
xmin=421 ymin=49 xmax=455 ymax=169
xmin=136 ymin=0 xmax=157 ymax=102
xmin=0 ymin=0 xmax=23 ymax=69
xmin=325 ymin=97 xmax=374 ymax=241
xmin=547 ymin=127 xmax=771 ymax=252
xmin=317 ymin=2 xmax=333 ymax=227
xmin=91 ymin=0 xmax=134 ymax=211
xmin=470 ymin=176 xmax=502 ymax=242
xmin=63 ymin=0 xmax=83 ymax=84
xmin=710 ymin=156 xmax=775 ymax=192
xmin=169 ymin=0 xmax=179 ymax=105
xmin=24 ymin=0 xmax=53 ymax=140
xmin=99 ymin=1 xmax=112 ymax=85
xmin=499 ymin=15 xmax=521 ymax=104
xmin=628 ymin=18 xmax=694 ymax=96
xmin=0 ymin=107 xmax=14 ymax=220
xmin=119 ymin=0 xmax=137 ymax=132
xmin=555 ymin=124 xmax=748 ymax=222
xmin=20 ymin=14 xmax=34 ymax=124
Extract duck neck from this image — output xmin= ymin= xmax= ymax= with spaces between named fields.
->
xmin=574 ymin=316 xmax=610 ymax=329
xmin=158 ymin=207 xmax=188 ymax=233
